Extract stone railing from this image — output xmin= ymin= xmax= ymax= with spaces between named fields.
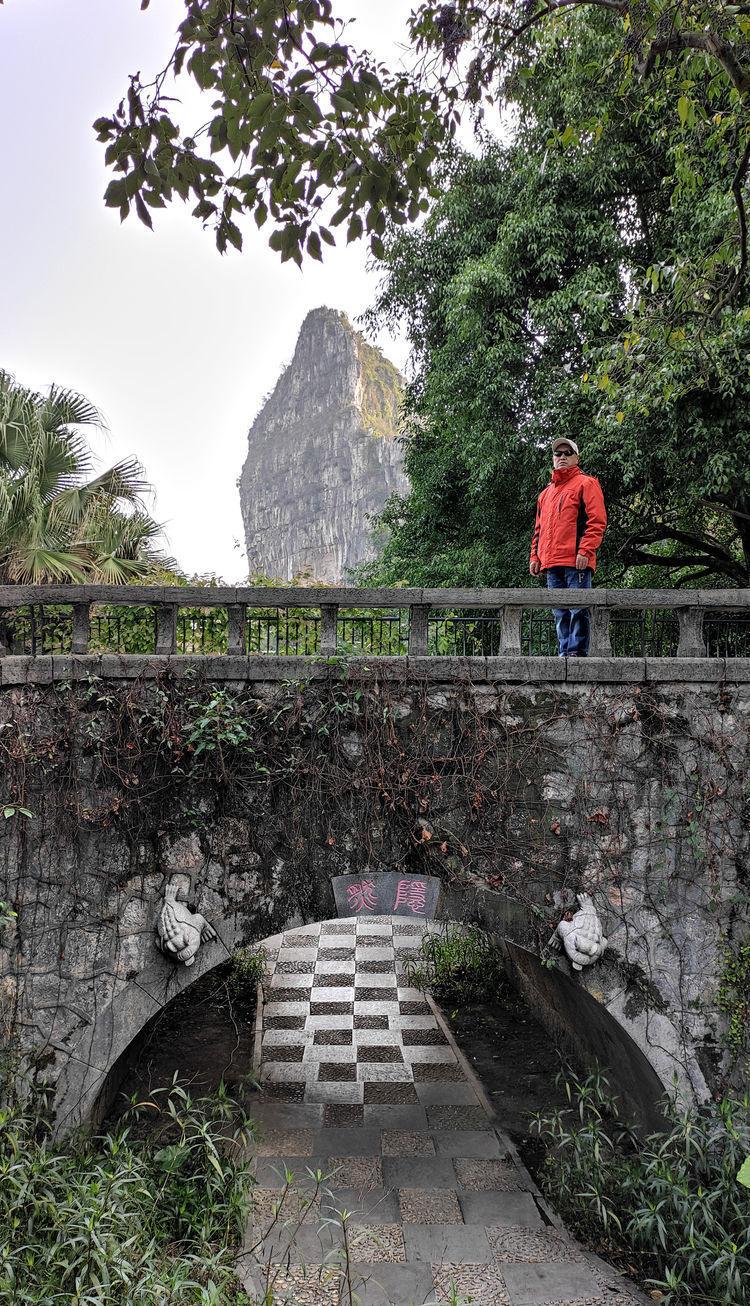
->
xmin=1 ymin=584 xmax=749 ymax=658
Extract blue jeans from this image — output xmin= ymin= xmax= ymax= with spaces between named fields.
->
xmin=546 ymin=567 xmax=593 ymax=656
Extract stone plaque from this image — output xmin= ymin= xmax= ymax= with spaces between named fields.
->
xmin=332 ymin=873 xmax=440 ymax=920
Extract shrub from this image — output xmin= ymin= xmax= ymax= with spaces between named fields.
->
xmin=403 ymin=923 xmax=508 ymax=1008
xmin=532 ymin=1068 xmax=750 ymax=1305
xmin=0 ymin=1080 xmax=255 ymax=1304
xmin=230 ymin=946 xmax=268 ymax=1017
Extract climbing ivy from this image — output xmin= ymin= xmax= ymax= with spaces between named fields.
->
xmin=717 ymin=941 xmax=750 ymax=1063
xmin=1 ymin=671 xmax=749 ymax=1086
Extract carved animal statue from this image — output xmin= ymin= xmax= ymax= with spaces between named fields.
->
xmin=549 ymin=892 xmax=607 ymax=971
xmin=155 ymin=884 xmax=216 ymax=967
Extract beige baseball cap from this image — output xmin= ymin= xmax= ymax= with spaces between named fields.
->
xmin=551 ymin=438 xmax=579 ymax=454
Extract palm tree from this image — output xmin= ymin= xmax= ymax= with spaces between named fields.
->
xmin=0 ymin=372 xmax=169 ymax=583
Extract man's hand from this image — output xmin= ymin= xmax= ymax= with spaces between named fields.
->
xmin=575 ymin=553 xmax=588 ymax=571
xmin=530 ymin=560 xmax=541 ymax=576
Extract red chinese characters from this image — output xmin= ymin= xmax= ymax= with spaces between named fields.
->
xmin=345 ymin=879 xmax=378 ymax=913
xmin=393 ymin=879 xmax=427 ymax=915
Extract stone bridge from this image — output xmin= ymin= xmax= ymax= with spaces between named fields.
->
xmin=1 ymin=585 xmax=749 ymax=1135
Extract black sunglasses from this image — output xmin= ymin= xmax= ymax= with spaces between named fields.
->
xmin=553 ymin=448 xmax=574 ymax=456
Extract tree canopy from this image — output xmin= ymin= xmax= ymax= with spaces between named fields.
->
xmin=0 ymin=374 xmax=169 ymax=584
xmin=358 ymin=16 xmax=750 ymax=587
xmin=91 ymin=2 xmax=750 ymax=582
xmin=94 ymin=2 xmax=750 ymax=436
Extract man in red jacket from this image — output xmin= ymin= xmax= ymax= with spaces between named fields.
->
xmin=529 ymin=438 xmax=607 ymax=657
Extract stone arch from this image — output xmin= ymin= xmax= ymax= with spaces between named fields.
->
xmin=439 ymin=882 xmax=694 ymax=1130
xmin=5 ymin=669 xmax=740 ymax=1138
xmin=11 ymin=833 xmax=697 ymax=1140
xmin=52 ymin=910 xmax=243 ymax=1134
xmin=35 ymin=859 xmax=680 ymax=1138
xmin=49 ymin=868 xmax=308 ymax=1136
xmin=79 ymin=903 xmax=670 ymax=1142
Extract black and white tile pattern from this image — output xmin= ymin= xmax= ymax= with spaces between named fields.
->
xmin=237 ymin=916 xmax=645 ymax=1306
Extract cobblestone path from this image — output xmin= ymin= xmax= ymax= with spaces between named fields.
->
xmin=237 ymin=917 xmax=641 ymax=1306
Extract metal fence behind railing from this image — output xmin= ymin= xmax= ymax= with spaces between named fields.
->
xmin=2 ymin=586 xmax=750 ymax=658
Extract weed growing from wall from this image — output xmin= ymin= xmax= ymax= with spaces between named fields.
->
xmin=717 ymin=942 xmax=750 ymax=1062
xmin=229 ymin=946 xmax=268 ymax=1016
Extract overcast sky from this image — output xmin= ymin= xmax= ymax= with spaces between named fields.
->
xmin=0 ymin=0 xmax=412 ymax=581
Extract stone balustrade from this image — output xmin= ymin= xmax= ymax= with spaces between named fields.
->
xmin=1 ymin=584 xmax=749 ymax=658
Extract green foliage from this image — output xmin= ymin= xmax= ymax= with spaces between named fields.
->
xmin=403 ymin=923 xmax=508 ymax=1008
xmin=96 ymin=2 xmax=750 ymax=326
xmin=360 ymin=14 xmax=750 ymax=588
xmin=354 ymin=334 xmax=404 ymax=441
xmin=187 ymin=688 xmax=254 ymax=756
xmin=94 ymin=0 xmax=441 ymax=264
xmin=0 ymin=373 xmax=169 ymax=584
xmin=91 ymin=5 xmax=750 ymax=581
xmin=230 ymin=945 xmax=268 ymax=1013
xmin=186 ymin=688 xmax=270 ymax=786
xmin=717 ymin=940 xmax=750 ymax=1062
xmin=359 ymin=129 xmax=628 ymax=586
xmin=0 ymin=1081 xmax=255 ymax=1304
xmin=533 ymin=1069 xmax=750 ymax=1305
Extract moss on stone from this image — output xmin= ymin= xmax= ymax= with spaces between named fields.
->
xmin=354 ymin=332 xmax=404 ymax=441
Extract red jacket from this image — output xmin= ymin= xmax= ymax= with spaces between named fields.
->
xmin=530 ymin=466 xmax=607 ymax=572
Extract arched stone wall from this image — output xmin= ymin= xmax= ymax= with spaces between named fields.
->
xmin=7 ymin=838 xmax=331 ymax=1135
xmin=2 ymin=658 xmax=748 ymax=1133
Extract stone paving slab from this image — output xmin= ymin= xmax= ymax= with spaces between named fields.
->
xmin=241 ymin=916 xmax=643 ymax=1306
xmin=433 ymin=1129 xmax=503 ymax=1157
xmin=502 ymin=1262 xmax=604 ymax=1305
xmin=381 ymin=1156 xmax=458 ymax=1189
xmin=324 ymin=1187 xmax=402 ymax=1224
xmin=459 ymin=1191 xmax=545 ymax=1227
xmin=403 ymin=1223 xmax=494 ymax=1263
xmin=414 ymin=1081 xmax=480 ymax=1106
xmin=345 ymin=1261 xmax=434 ymax=1305
xmin=362 ymin=1105 xmax=428 ymax=1129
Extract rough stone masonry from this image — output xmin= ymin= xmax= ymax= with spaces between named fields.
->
xmin=0 ymin=654 xmax=748 ymax=1134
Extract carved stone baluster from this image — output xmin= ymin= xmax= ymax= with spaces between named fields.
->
xmin=71 ymin=601 xmax=91 ymax=655
xmin=499 ymin=606 xmax=522 ymax=656
xmin=227 ymin=604 xmax=247 ymax=656
xmin=408 ymin=605 xmax=430 ymax=656
xmin=155 ymin=604 xmax=178 ymax=655
xmin=589 ymin=606 xmax=612 ymax=657
xmin=320 ymin=604 xmax=339 ymax=656
xmin=677 ymin=607 xmax=705 ymax=658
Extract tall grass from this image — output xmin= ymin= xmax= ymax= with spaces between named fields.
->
xmin=0 ymin=1080 xmax=255 ymax=1305
xmin=402 ymin=923 xmax=508 ymax=1009
xmin=533 ymin=1068 xmax=750 ymax=1305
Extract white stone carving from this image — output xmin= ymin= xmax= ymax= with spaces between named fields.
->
xmin=155 ymin=882 xmax=217 ymax=967
xmin=549 ymin=892 xmax=607 ymax=970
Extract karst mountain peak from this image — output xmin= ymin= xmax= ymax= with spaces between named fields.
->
xmin=239 ymin=307 xmax=407 ymax=582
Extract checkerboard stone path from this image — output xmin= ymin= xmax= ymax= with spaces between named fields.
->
xmin=237 ymin=917 xmax=642 ymax=1306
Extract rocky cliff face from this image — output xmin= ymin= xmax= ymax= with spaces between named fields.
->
xmin=239 ymin=307 xmax=408 ymax=581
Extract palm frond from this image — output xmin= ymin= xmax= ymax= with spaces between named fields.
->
xmin=0 ymin=375 xmax=164 ymax=586
xmin=82 ymin=457 xmax=151 ymax=503
xmin=6 ymin=544 xmax=90 ymax=585
xmin=91 ymin=554 xmax=152 ymax=583
xmin=40 ymin=385 xmax=106 ymax=437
